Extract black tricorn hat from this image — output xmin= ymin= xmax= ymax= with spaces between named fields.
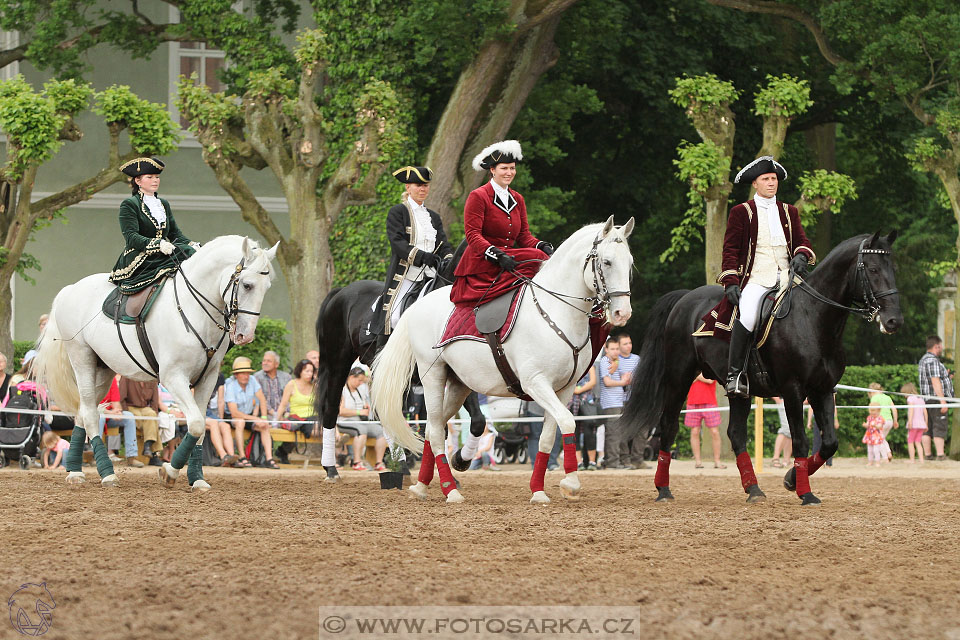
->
xmin=120 ymin=157 xmax=165 ymax=178
xmin=392 ymin=166 xmax=433 ymax=184
xmin=734 ymin=156 xmax=787 ymax=184
xmin=472 ymin=140 xmax=523 ymax=171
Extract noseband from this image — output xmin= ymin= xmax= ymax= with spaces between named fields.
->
xmin=795 ymin=239 xmax=898 ymax=322
xmin=584 ymin=232 xmax=630 ymax=318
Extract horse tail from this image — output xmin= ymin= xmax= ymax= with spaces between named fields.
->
xmin=621 ymin=289 xmax=690 ymax=442
xmin=33 ymin=307 xmax=80 ymax=415
xmin=370 ymin=315 xmax=424 ymax=454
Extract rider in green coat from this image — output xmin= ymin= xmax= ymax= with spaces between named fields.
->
xmin=110 ymin=157 xmax=197 ymax=294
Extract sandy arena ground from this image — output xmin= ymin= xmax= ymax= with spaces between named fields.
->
xmin=1 ymin=457 xmax=959 ymax=640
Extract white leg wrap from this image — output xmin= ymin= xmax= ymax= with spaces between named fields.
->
xmin=321 ymin=428 xmax=336 ymax=467
xmin=460 ymin=432 xmax=480 ymax=461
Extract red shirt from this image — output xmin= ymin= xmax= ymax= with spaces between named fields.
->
xmin=101 ymin=378 xmax=120 ymax=405
xmin=686 ymin=379 xmax=717 ymax=406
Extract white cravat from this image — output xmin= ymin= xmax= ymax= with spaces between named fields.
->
xmin=491 ymin=180 xmax=511 ymax=209
xmin=142 ymin=194 xmax=166 ymax=224
xmin=753 ymin=193 xmax=785 ymax=246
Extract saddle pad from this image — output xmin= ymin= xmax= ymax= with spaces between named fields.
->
xmin=102 ymin=280 xmax=167 ymax=325
xmin=435 ymin=284 xmax=526 ymax=348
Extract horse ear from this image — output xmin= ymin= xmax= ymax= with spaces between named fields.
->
xmin=885 ymin=230 xmax=898 ymax=246
xmin=620 ymin=217 xmax=635 ymax=238
xmin=601 ymin=215 xmax=615 ymax=239
xmin=265 ymin=241 xmax=280 ymax=261
xmin=868 ymin=231 xmax=881 ymax=248
xmin=241 ymin=237 xmax=252 ymax=260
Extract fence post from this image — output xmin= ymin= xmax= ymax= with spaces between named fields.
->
xmin=754 ymin=398 xmax=764 ymax=473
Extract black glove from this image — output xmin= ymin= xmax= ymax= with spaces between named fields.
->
xmin=790 ymin=253 xmax=809 ymax=276
xmin=416 ymin=251 xmax=440 ymax=268
xmin=484 ymin=246 xmax=516 ymax=271
xmin=536 ymin=241 xmax=555 ymax=256
xmin=438 ymin=256 xmax=453 ymax=274
xmin=724 ymin=284 xmax=740 ymax=306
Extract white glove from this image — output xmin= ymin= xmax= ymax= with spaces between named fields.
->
xmin=159 ymin=240 xmax=175 ymax=255
xmin=189 ymin=241 xmax=201 ymax=250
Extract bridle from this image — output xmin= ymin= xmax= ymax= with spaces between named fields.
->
xmin=584 ymin=231 xmax=631 ymax=318
xmin=794 ymin=238 xmax=898 ymax=322
xmin=171 ymin=251 xmax=269 ymax=385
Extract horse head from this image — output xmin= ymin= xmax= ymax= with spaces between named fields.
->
xmin=227 ymin=238 xmax=279 ymax=345
xmin=864 ymin=230 xmax=902 ymax=335
xmin=591 ymin=215 xmax=635 ymax=326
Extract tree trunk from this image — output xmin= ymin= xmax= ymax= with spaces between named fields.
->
xmin=704 ymin=194 xmax=730 ymax=285
xmin=939 ymin=168 xmax=960 ymax=459
xmin=280 ymin=225 xmax=334 ymax=362
xmin=805 ymin=123 xmax=838 ymax=256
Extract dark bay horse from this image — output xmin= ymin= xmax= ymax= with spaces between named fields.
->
xmin=313 ymin=241 xmax=485 ymax=479
xmin=621 ymin=232 xmax=902 ymax=505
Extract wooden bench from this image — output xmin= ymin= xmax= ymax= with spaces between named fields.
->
xmin=244 ymin=427 xmax=380 ymax=465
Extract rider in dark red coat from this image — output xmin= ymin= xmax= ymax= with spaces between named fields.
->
xmin=450 ymin=140 xmax=554 ymax=305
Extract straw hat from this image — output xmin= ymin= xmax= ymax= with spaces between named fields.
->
xmin=231 ymin=356 xmax=255 ymax=374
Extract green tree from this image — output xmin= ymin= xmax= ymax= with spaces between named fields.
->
xmin=0 ymin=76 xmax=179 ymax=359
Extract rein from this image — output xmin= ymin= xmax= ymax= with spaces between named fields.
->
xmin=794 ymin=239 xmax=897 ymax=322
xmin=171 ymin=251 xmax=269 ymax=386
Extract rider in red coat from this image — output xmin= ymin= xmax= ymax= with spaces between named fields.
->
xmin=450 ymin=140 xmax=554 ymax=305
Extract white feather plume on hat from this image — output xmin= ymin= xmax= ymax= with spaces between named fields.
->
xmin=472 ymin=140 xmax=523 ymax=171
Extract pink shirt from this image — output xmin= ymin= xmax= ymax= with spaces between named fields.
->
xmin=907 ymin=395 xmax=927 ymax=429
xmin=53 ymin=438 xmax=69 ymax=453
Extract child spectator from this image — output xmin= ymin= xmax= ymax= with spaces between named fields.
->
xmin=862 ymin=406 xmax=886 ymax=467
xmin=468 ymin=425 xmax=499 ymax=470
xmin=902 ymin=382 xmax=927 ymax=464
xmin=684 ymin=374 xmax=725 ymax=469
xmin=41 ymin=431 xmax=68 ymax=469
xmin=867 ymin=382 xmax=897 ymax=461
xmin=771 ymin=396 xmax=791 ymax=468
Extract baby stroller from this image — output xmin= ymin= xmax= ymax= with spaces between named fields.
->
xmin=0 ymin=385 xmax=43 ymax=469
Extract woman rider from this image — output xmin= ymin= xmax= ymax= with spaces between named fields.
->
xmin=450 ymin=140 xmax=554 ymax=305
xmin=110 ymin=157 xmax=198 ymax=299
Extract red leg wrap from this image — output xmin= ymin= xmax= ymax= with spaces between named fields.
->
xmin=530 ymin=451 xmax=549 ymax=493
xmin=435 ymin=454 xmax=457 ymax=496
xmin=562 ymin=434 xmax=578 ymax=474
xmin=735 ymin=451 xmax=758 ymax=490
xmin=807 ymin=452 xmax=826 ymax=476
xmin=654 ymin=450 xmax=671 ymax=488
xmin=418 ymin=440 xmax=435 ymax=486
xmin=793 ymin=457 xmax=811 ymax=497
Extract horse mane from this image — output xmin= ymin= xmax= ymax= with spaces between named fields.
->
xmin=534 ymin=222 xmax=607 ymax=279
xmin=191 ymin=235 xmax=275 ymax=281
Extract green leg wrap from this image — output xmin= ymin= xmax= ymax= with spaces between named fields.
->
xmin=65 ymin=427 xmax=86 ymax=473
xmin=170 ymin=433 xmax=199 ymax=470
xmin=89 ymin=435 xmax=115 ymax=478
xmin=187 ymin=445 xmax=204 ymax=485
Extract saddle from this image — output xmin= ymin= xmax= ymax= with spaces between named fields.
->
xmin=749 ymin=278 xmax=798 ymax=389
xmin=475 ymin=288 xmax=531 ymax=400
xmin=102 ymin=281 xmax=167 ymax=378
xmin=102 ymin=282 xmax=166 ymax=323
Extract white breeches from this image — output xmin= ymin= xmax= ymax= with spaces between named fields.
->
xmin=737 ymin=283 xmax=769 ymax=332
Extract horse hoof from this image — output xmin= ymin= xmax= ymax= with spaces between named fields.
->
xmin=530 ymin=491 xmax=551 ymax=504
xmin=800 ymin=492 xmax=822 ymax=506
xmin=559 ymin=476 xmax=581 ymax=501
xmin=451 ymin=449 xmax=470 ymax=472
xmin=745 ymin=484 xmax=766 ymax=503
xmin=323 ymin=466 xmax=340 ymax=483
xmin=65 ymin=472 xmax=86 ymax=485
xmin=100 ymin=474 xmax=119 ymax=488
xmin=158 ymin=463 xmax=178 ymax=488
xmin=655 ymin=487 xmax=674 ymax=502
xmin=408 ymin=482 xmax=428 ymax=501
xmin=445 ymin=489 xmax=465 ymax=503
xmin=191 ymin=479 xmax=211 ymax=493
xmin=783 ymin=468 xmax=796 ymax=492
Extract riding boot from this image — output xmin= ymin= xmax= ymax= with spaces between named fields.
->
xmin=724 ymin=321 xmax=754 ymax=398
xmin=374 ymin=332 xmax=388 ymax=354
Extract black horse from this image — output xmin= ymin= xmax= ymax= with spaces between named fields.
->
xmin=313 ymin=241 xmax=486 ymax=479
xmin=621 ymin=232 xmax=902 ymax=505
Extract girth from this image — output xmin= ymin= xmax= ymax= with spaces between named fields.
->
xmin=113 ymin=288 xmax=161 ymax=379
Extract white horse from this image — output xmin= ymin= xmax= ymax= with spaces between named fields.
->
xmin=371 ymin=217 xmax=634 ymax=503
xmin=33 ymin=235 xmax=278 ymax=491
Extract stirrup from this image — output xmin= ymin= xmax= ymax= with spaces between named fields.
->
xmin=725 ymin=372 xmax=749 ymax=398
